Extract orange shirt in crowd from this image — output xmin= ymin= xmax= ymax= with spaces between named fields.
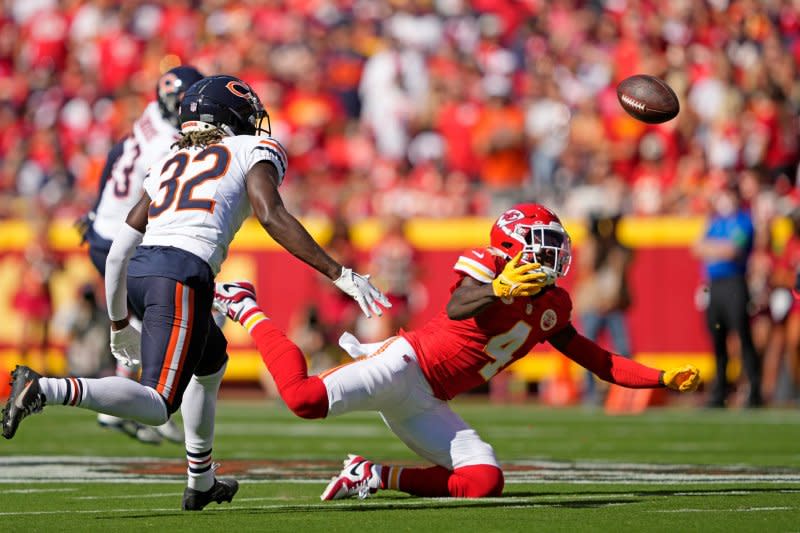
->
xmin=472 ymin=104 xmax=528 ymax=189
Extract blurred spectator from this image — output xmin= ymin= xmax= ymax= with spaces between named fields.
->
xmin=288 ymin=305 xmax=337 ymax=376
xmin=693 ymin=179 xmax=762 ymax=408
xmin=525 ymin=76 xmax=570 ymax=201
xmin=573 ymin=213 xmax=633 ymax=404
xmin=52 ymin=283 xmax=113 ymax=377
xmin=747 ymin=205 xmax=787 ymax=405
xmin=12 ymin=220 xmax=61 ymax=371
xmin=358 ymin=215 xmax=419 ymax=341
xmin=769 ymin=208 xmax=800 ymax=403
xmin=472 ymin=75 xmax=528 ymax=214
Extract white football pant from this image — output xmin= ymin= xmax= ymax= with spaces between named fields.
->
xmin=321 ymin=333 xmax=499 ymax=470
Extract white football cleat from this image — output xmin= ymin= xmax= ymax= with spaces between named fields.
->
xmin=213 ymin=281 xmax=257 ymax=322
xmin=155 ymin=418 xmax=185 ymax=444
xmin=98 ymin=413 xmax=162 ymax=445
xmin=320 ymin=454 xmax=381 ymax=501
xmin=134 ymin=424 xmax=163 ymax=445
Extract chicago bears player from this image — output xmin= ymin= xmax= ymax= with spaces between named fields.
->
xmin=81 ymin=65 xmax=205 ymax=445
xmin=212 ymin=203 xmax=701 ymax=500
xmin=2 ymin=75 xmax=390 ymax=510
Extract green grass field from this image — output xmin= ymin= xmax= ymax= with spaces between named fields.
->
xmin=1 ymin=400 xmax=799 ymax=532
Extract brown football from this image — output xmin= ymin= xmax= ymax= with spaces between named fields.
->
xmin=616 ymin=74 xmax=679 ymax=124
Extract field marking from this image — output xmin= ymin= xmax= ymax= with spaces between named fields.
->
xmin=0 ymin=496 xmax=643 ymax=517
xmin=3 ymin=456 xmax=800 ymax=485
xmin=0 ymin=498 xmax=797 ymax=518
xmin=652 ymin=506 xmax=796 ymax=513
xmin=75 ymin=492 xmax=185 ymax=500
xmin=0 ymin=488 xmax=77 ymax=494
xmin=674 ymin=489 xmax=800 ymax=496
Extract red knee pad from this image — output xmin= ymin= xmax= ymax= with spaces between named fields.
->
xmin=449 ymin=465 xmax=504 ymax=498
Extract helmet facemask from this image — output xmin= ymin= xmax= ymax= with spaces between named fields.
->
xmin=509 ymin=223 xmax=572 ymax=281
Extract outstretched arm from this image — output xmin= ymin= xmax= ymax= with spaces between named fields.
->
xmin=548 ymin=324 xmax=700 ymax=391
xmin=548 ymin=324 xmax=663 ymax=388
xmin=247 ymin=161 xmax=342 ymax=280
xmin=246 ymin=161 xmax=390 ymax=317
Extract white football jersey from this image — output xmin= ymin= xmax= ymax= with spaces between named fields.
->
xmin=141 ymin=135 xmax=288 ymax=275
xmin=93 ymin=102 xmax=179 ymax=240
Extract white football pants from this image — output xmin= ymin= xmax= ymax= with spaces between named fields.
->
xmin=320 ymin=333 xmax=499 ymax=470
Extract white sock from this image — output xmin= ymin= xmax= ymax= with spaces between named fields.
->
xmin=182 ymin=361 xmax=227 ymax=491
xmin=38 ymin=376 xmax=168 ymax=426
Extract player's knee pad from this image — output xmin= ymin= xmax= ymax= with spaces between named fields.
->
xmin=451 ymin=464 xmax=504 ymax=498
xmin=281 ymin=378 xmax=328 ymax=419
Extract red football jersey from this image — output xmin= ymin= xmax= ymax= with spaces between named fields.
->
xmin=401 ymin=247 xmax=573 ymax=400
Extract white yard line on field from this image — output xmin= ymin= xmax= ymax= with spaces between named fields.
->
xmin=652 ymin=506 xmax=795 ymax=513
xmin=0 ymin=488 xmax=77 ymax=494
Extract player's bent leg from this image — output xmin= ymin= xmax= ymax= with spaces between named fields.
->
xmin=321 ymin=336 xmax=420 ymax=416
xmin=215 ymin=281 xmax=420 ymax=419
xmin=379 ymin=463 xmax=504 ymax=498
xmin=3 ymin=364 xmax=170 ymax=440
xmin=214 ymin=281 xmax=328 ymax=418
xmin=378 ymin=389 xmax=502 ymax=499
xmin=181 ymin=364 xmax=228 ymax=496
xmin=132 ymin=275 xmax=239 ymax=508
xmin=39 ymin=375 xmax=169 ymax=425
xmin=172 ymin=304 xmax=238 ymax=509
xmin=251 ymin=318 xmax=328 ymax=418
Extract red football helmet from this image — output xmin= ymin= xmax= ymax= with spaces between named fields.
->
xmin=490 ymin=203 xmax=572 ymax=280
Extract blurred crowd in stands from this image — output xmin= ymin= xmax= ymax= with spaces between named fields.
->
xmin=2 ymin=0 xmax=800 ymax=406
xmin=0 ymin=0 xmax=798 ymax=222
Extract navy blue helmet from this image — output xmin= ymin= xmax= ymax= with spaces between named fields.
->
xmin=178 ymin=75 xmax=270 ymax=137
xmin=156 ymin=65 xmax=205 ymax=127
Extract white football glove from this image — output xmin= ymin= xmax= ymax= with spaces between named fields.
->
xmin=110 ymin=323 xmax=141 ymax=367
xmin=333 ymin=267 xmax=392 ymax=318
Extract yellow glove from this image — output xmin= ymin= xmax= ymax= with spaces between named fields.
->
xmin=661 ymin=365 xmax=700 ymax=392
xmin=492 ymin=252 xmax=549 ymax=298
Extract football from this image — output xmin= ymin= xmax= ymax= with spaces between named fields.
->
xmin=616 ymin=74 xmax=680 ymax=124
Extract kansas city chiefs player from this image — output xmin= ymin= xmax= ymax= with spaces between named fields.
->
xmin=213 ymin=203 xmax=701 ymax=500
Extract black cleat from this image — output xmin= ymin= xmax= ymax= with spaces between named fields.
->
xmin=182 ymin=478 xmax=239 ymax=511
xmin=2 ymin=365 xmax=46 ymax=439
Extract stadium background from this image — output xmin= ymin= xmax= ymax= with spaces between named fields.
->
xmin=0 ymin=0 xmax=798 ymax=399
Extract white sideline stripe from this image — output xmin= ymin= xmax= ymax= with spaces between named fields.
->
xmin=673 ymin=490 xmax=800 ymax=496
xmin=0 ymin=488 xmax=77 ymax=494
xmin=3 ymin=457 xmax=800 ymax=485
xmin=0 ymin=496 xmax=643 ymax=517
xmin=75 ymin=494 xmax=291 ymax=502
xmin=652 ymin=506 xmax=795 ymax=513
xmin=75 ymin=492 xmax=182 ymax=500
xmin=0 ymin=498 xmax=797 ymax=517
xmin=0 ymin=478 xmax=325 ymax=484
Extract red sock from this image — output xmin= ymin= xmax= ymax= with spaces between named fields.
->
xmin=380 ymin=464 xmax=504 ymax=498
xmin=250 ymin=319 xmax=328 ymax=419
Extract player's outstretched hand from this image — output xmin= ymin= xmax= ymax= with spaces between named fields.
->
xmin=110 ymin=323 xmax=141 ymax=367
xmin=334 ymin=267 xmax=392 ymax=318
xmin=661 ymin=365 xmax=700 ymax=392
xmin=492 ymin=252 xmax=550 ymax=299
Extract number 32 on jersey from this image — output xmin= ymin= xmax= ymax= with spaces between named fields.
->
xmin=149 ymin=145 xmax=231 ymax=217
